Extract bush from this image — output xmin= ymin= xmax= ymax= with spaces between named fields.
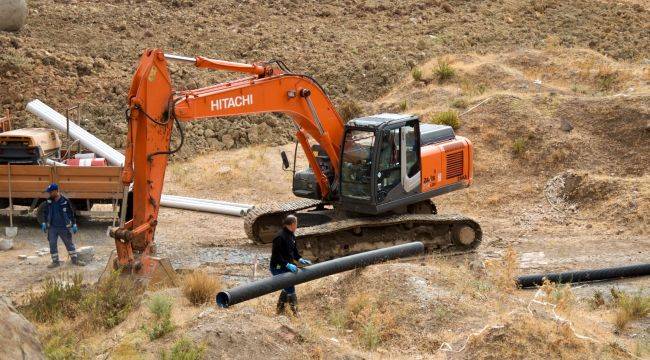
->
xmin=399 ymin=100 xmax=408 ymax=112
xmin=22 ymin=273 xmax=84 ymax=323
xmin=451 ymin=97 xmax=469 ymax=109
xmin=146 ymin=294 xmax=175 ymax=340
xmin=411 ymin=67 xmax=423 ymax=82
xmin=85 ymin=270 xmax=141 ymax=329
xmin=595 ymin=65 xmax=618 ymax=92
xmin=512 ymin=138 xmax=527 ymax=157
xmin=434 ymin=59 xmax=455 ymax=82
xmin=162 ymin=338 xmax=205 ymax=360
xmin=329 ymin=293 xmax=397 ymax=350
xmin=613 ymin=291 xmax=650 ymax=330
xmin=431 ymin=110 xmax=460 ymax=130
xmin=43 ymin=332 xmax=82 ymax=360
xmin=183 ymin=271 xmax=221 ymax=306
xmin=337 ymin=99 xmax=362 ymax=121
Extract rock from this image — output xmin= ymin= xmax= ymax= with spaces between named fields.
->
xmin=0 ymin=237 xmax=13 ymax=251
xmin=0 ymin=297 xmax=45 ymax=359
xmin=560 ymin=119 xmax=573 ymax=132
xmin=76 ymin=246 xmax=95 ymax=263
xmin=0 ymin=0 xmax=27 ymax=32
xmin=18 ymin=254 xmax=27 ymax=260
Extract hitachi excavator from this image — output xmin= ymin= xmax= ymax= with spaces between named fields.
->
xmin=109 ymin=49 xmax=481 ymax=279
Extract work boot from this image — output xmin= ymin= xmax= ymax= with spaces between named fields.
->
xmin=287 ymin=293 xmax=299 ymax=316
xmin=71 ymin=256 xmax=86 ymax=267
xmin=47 ymin=261 xmax=61 ymax=269
xmin=276 ymin=290 xmax=288 ymax=315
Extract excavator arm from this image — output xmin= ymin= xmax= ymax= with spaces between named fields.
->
xmin=110 ymin=49 xmax=344 ymax=270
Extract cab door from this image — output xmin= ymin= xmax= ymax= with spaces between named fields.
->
xmin=376 ymin=121 xmax=421 ymax=204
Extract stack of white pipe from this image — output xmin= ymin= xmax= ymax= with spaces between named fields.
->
xmin=26 ymin=99 xmax=253 ymax=216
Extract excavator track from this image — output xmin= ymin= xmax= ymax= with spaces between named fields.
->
xmin=296 ymin=213 xmax=481 ymax=261
xmin=244 ymin=198 xmax=323 ymax=244
xmin=244 ymin=200 xmax=482 ymax=261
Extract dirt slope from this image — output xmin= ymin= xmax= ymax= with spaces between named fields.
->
xmin=1 ymin=0 xmax=648 ymax=157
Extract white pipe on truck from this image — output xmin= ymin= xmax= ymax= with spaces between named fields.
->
xmin=26 ymin=99 xmax=254 ymax=216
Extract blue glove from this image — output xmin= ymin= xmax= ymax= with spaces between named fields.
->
xmin=286 ymin=263 xmax=298 ymax=273
xmin=40 ymin=223 xmax=47 ymax=233
xmin=299 ymin=258 xmax=312 ymax=266
xmin=71 ymin=224 xmax=78 ymax=234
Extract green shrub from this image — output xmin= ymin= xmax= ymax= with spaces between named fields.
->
xmin=431 ymin=110 xmax=460 ymax=130
xmin=434 ymin=59 xmax=455 ymax=82
xmin=43 ymin=333 xmax=82 ymax=360
xmin=22 ymin=273 xmax=84 ymax=323
xmin=512 ymin=138 xmax=527 ymax=156
xmin=451 ymin=97 xmax=469 ymax=109
xmin=399 ymin=100 xmax=408 ymax=112
xmin=613 ymin=291 xmax=650 ymax=330
xmin=411 ymin=67 xmax=423 ymax=82
xmin=162 ymin=338 xmax=205 ymax=360
xmin=146 ymin=295 xmax=175 ymax=340
xmin=85 ymin=270 xmax=141 ymax=329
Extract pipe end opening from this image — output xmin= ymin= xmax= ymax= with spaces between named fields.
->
xmin=216 ymin=292 xmax=230 ymax=308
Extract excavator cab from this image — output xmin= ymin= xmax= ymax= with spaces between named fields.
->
xmin=338 ymin=113 xmax=422 ymax=214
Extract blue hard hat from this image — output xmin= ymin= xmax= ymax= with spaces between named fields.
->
xmin=44 ymin=183 xmax=59 ymax=192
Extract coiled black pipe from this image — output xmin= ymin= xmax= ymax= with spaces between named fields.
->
xmin=516 ymin=263 xmax=650 ymax=288
xmin=216 ymin=242 xmax=425 ymax=308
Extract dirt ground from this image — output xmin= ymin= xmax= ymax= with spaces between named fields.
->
xmin=0 ymin=0 xmax=649 ymax=358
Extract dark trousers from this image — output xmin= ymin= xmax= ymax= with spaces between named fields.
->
xmin=270 ymin=266 xmax=295 ymax=294
xmin=48 ymin=227 xmax=76 ymax=262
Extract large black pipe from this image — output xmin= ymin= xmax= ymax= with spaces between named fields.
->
xmin=517 ymin=263 xmax=650 ymax=288
xmin=216 ymin=242 xmax=425 ymax=308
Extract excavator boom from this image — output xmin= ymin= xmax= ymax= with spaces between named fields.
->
xmin=110 ymin=49 xmax=345 ymax=272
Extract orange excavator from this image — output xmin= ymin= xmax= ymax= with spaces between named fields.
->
xmin=109 ymin=49 xmax=481 ymax=279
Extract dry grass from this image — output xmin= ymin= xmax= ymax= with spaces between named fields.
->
xmin=182 ymin=271 xmax=221 ymax=306
xmin=485 ymin=246 xmax=518 ymax=293
xmin=540 ymin=279 xmax=575 ymax=313
xmin=612 ymin=291 xmax=650 ymax=331
xmin=411 ymin=67 xmax=424 ymax=82
xmin=337 ymin=99 xmax=362 ymax=121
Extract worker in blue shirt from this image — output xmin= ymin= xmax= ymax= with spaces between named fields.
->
xmin=40 ymin=183 xmax=85 ymax=268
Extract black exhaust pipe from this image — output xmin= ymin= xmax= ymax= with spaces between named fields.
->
xmin=216 ymin=242 xmax=425 ymax=308
xmin=516 ymin=263 xmax=650 ymax=288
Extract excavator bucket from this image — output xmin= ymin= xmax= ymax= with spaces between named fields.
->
xmin=101 ymin=251 xmax=180 ymax=288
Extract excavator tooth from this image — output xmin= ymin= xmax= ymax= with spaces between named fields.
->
xmin=101 ymin=251 xmax=179 ymax=288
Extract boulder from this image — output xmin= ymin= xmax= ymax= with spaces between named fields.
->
xmin=76 ymin=246 xmax=95 ymax=263
xmin=0 ymin=0 xmax=27 ymax=32
xmin=0 ymin=297 xmax=45 ymax=359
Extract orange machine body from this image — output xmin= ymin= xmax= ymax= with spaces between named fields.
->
xmin=420 ymin=136 xmax=473 ymax=193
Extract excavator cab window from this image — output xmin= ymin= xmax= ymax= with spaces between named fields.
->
xmin=377 ymin=128 xmax=401 ymax=201
xmin=340 ymin=129 xmax=375 ymax=200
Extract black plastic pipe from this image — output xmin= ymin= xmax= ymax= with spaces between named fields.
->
xmin=216 ymin=242 xmax=425 ymax=308
xmin=517 ymin=263 xmax=650 ymax=288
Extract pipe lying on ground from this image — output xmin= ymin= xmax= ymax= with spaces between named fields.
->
xmin=161 ymin=195 xmax=250 ymax=216
xmin=26 ymin=99 xmax=253 ymax=216
xmin=517 ymin=263 xmax=650 ymax=288
xmin=216 ymin=242 xmax=425 ymax=308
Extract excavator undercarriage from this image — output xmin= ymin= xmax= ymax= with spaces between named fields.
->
xmin=245 ymin=199 xmax=482 ymax=261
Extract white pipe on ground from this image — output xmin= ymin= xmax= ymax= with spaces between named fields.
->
xmin=162 ymin=194 xmax=253 ymax=210
xmin=26 ymin=99 xmax=254 ymax=217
